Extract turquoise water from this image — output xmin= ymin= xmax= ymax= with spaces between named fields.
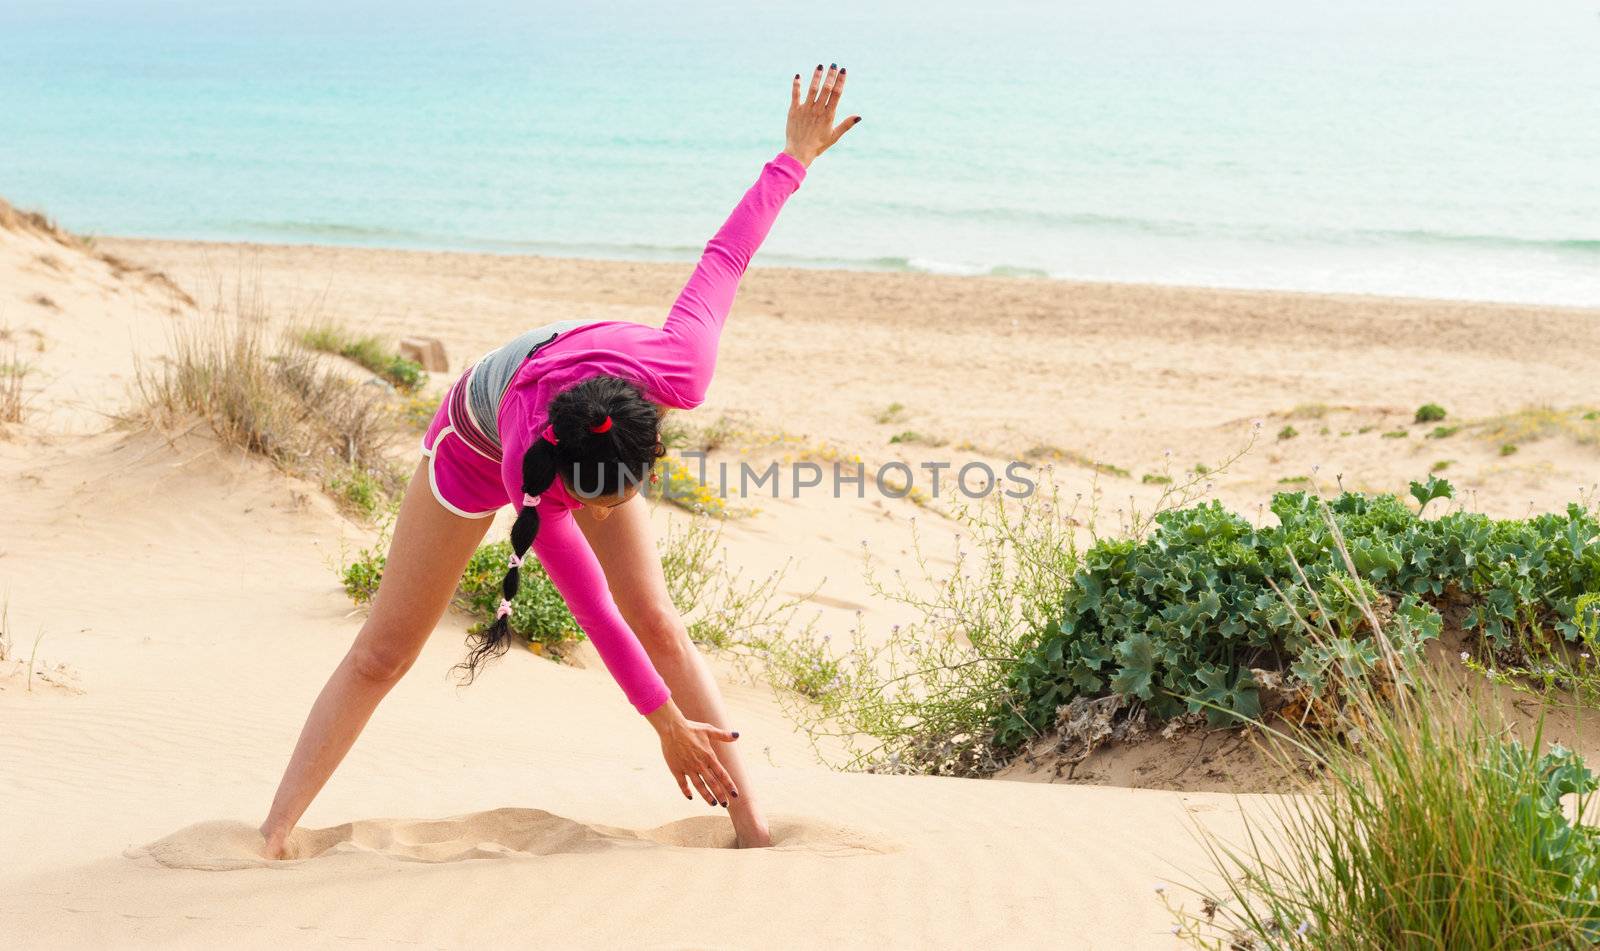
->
xmin=2 ymin=0 xmax=1597 ymax=305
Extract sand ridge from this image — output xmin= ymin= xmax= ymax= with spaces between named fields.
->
xmin=133 ymin=810 xmax=897 ymax=871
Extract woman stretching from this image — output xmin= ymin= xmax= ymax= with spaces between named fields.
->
xmin=258 ymin=65 xmax=859 ymax=855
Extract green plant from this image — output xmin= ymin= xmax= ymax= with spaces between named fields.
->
xmin=457 ymin=541 xmax=578 ymax=649
xmin=1024 ymin=444 xmax=1130 ymax=478
xmin=342 ymin=513 xmax=788 ymax=655
xmin=133 ymin=309 xmax=404 ymax=512
xmin=1501 ymin=443 xmax=1520 ymax=456
xmin=1278 ymin=425 xmax=1299 ymax=441
xmin=1430 ymin=459 xmax=1453 ymax=473
xmin=647 ymin=454 xmax=732 ymax=517
xmin=398 ymin=392 xmax=439 ymax=431
xmin=999 ymin=480 xmax=1600 ymax=746
xmin=872 ymin=401 xmax=908 ymax=425
xmin=780 ymin=488 xmax=1082 ymax=776
xmin=1381 ymin=430 xmax=1408 ymax=439
xmin=1465 ymin=594 xmax=1600 ymax=705
xmin=1162 ymin=513 xmax=1600 ymax=950
xmin=1171 ymin=705 xmax=1600 ymax=949
xmin=1479 ymin=406 xmax=1600 ymax=450
xmin=327 ymin=464 xmax=396 ymax=520
xmin=1426 ymin=425 xmax=1458 ymax=439
xmin=0 ymin=349 xmax=30 ymax=426
xmin=1143 ymin=473 xmax=1173 ymax=485
xmin=1414 ymin=403 xmax=1447 ymax=423
xmin=299 ymin=324 xmax=427 ymax=393
xmin=889 ymin=430 xmax=946 ymax=447
xmin=1278 ymin=476 xmax=1310 ymax=485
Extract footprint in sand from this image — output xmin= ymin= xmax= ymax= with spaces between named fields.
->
xmin=131 ymin=808 xmax=896 ymax=871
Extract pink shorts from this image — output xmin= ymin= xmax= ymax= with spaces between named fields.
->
xmin=420 ymin=374 xmax=507 ymax=519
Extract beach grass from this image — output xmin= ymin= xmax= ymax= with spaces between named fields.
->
xmin=131 ymin=292 xmax=405 ymax=517
xmin=1168 ymin=592 xmax=1600 ymax=949
xmin=0 ymin=348 xmax=30 ymax=426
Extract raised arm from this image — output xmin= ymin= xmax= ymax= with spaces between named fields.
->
xmin=654 ymin=64 xmax=860 ymax=407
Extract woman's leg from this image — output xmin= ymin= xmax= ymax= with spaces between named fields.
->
xmin=258 ymin=458 xmax=493 ymax=857
xmin=575 ymin=495 xmax=773 ymax=848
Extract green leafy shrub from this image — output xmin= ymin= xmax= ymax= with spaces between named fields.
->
xmin=1426 ymin=425 xmax=1458 ymax=439
xmin=998 ymin=480 xmax=1600 ymax=747
xmin=1415 ymin=403 xmax=1447 ymax=423
xmin=1277 ymin=425 xmax=1299 ymax=440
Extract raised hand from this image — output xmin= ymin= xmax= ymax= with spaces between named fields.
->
xmin=784 ymin=63 xmax=860 ymax=168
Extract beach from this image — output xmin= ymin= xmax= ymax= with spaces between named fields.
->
xmin=2 ymin=219 xmax=1597 ymax=947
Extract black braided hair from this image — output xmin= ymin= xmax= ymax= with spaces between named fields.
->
xmin=455 ymin=375 xmax=664 ymax=684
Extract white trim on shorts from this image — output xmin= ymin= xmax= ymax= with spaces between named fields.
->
xmin=419 ymin=425 xmax=499 ymax=520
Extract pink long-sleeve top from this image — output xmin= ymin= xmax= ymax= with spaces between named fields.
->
xmin=496 ymin=151 xmax=806 ymax=715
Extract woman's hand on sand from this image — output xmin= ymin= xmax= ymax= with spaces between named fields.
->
xmin=784 ymin=63 xmax=860 ymax=168
xmin=645 ymin=701 xmax=740 ymax=807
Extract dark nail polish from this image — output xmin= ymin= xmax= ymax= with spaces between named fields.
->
xmin=732 ymin=790 xmax=740 ymax=798
xmin=830 ymin=63 xmax=837 ymax=69
xmin=816 ymin=64 xmax=823 ymax=70
xmin=840 ymin=67 xmax=847 ymax=74
xmin=731 ymin=731 xmax=740 ymax=739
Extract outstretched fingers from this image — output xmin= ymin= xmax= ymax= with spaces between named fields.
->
xmin=824 ymin=65 xmax=846 ymax=111
xmin=806 ymin=64 xmax=826 ymax=105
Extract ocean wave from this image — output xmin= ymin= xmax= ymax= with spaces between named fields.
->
xmin=1357 ymin=229 xmax=1600 ymax=255
xmin=861 ymin=201 xmax=1599 ymax=257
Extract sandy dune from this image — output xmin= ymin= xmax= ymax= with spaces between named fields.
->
xmin=3 ymin=220 xmax=1597 ymax=948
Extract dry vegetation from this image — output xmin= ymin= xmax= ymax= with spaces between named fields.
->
xmin=129 ymin=284 xmax=409 ymax=518
xmin=1 ymin=197 xmax=195 ymax=307
xmin=0 ymin=344 xmax=30 ymax=428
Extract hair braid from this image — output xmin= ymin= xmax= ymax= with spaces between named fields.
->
xmin=452 ymin=373 xmax=661 ymax=684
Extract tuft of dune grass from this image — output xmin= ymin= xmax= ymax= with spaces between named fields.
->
xmin=298 ymin=324 xmax=426 ymax=393
xmin=130 ymin=286 xmax=406 ymax=517
xmin=0 ymin=198 xmax=73 ymax=245
xmin=0 ymin=347 xmax=30 ymax=428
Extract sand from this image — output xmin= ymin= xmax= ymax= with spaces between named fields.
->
xmin=2 ymin=221 xmax=1596 ymax=948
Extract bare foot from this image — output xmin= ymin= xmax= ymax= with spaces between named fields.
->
xmin=732 ymin=812 xmax=773 ymax=849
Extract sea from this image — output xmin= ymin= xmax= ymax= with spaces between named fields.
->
xmin=2 ymin=0 xmax=1597 ymax=306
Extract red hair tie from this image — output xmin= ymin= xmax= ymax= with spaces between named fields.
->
xmin=589 ymin=415 xmax=613 ymax=434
